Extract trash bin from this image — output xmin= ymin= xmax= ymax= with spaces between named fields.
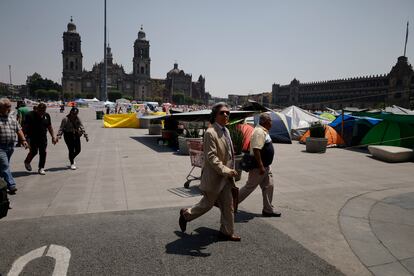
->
xmin=96 ymin=111 xmax=104 ymax=120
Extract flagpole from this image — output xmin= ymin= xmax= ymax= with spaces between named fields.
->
xmin=404 ymin=21 xmax=409 ymax=57
xmin=104 ymin=0 xmax=108 ymax=101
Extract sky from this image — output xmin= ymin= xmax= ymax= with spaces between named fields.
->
xmin=0 ymin=0 xmax=413 ymax=98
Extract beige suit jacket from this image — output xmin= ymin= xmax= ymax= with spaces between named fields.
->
xmin=199 ymin=123 xmax=235 ymax=194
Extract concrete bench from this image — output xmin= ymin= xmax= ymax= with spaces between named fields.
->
xmin=368 ymin=145 xmax=414 ymax=163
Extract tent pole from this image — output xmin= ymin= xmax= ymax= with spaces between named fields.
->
xmin=341 ymin=109 xmax=344 ymax=145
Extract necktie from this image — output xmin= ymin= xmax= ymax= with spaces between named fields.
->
xmin=222 ymin=127 xmax=235 ymax=169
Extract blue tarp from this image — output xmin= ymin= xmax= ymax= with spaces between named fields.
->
xmin=253 ymin=112 xmax=292 ymax=143
xmin=330 ymin=114 xmax=382 ymax=127
xmin=329 ymin=114 xmax=382 ymax=146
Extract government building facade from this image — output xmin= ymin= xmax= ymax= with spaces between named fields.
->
xmin=61 ymin=18 xmax=207 ymax=103
xmin=271 ymin=56 xmax=414 ymax=110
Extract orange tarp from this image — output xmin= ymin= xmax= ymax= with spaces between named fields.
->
xmin=300 ymin=125 xmax=345 ymax=145
xmin=238 ymin=124 xmax=254 ymax=152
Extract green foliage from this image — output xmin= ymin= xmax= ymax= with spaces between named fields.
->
xmin=86 ymin=93 xmax=95 ymax=99
xmin=33 ymin=88 xmax=61 ymax=101
xmin=172 ymin=92 xmax=185 ymax=105
xmin=47 ymin=90 xmax=60 ymax=100
xmin=34 ymin=89 xmax=47 ymax=98
xmin=172 ymin=92 xmax=203 ymax=105
xmin=183 ymin=124 xmax=201 ymax=138
xmin=74 ymin=93 xmax=82 ymax=99
xmin=309 ymin=121 xmax=326 ymax=138
xmin=153 ymin=96 xmax=163 ymax=104
xmin=228 ymin=124 xmax=245 ymax=155
xmin=108 ymin=91 xmax=122 ymax=102
xmin=63 ymin=93 xmax=71 ymax=100
xmin=27 ymin=72 xmax=61 ymax=96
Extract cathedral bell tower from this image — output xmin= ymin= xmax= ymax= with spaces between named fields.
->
xmin=62 ymin=17 xmax=83 ymax=95
xmin=133 ymin=26 xmax=150 ymax=78
xmin=132 ymin=25 xmax=151 ymax=100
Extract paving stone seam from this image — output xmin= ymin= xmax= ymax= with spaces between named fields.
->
xmin=368 ymin=200 xmax=414 ymax=275
xmin=116 ymin=140 xmax=129 ymax=210
xmin=86 ymin=140 xmax=103 ymax=212
xmin=40 ymin=171 xmax=70 ymax=217
xmin=369 ymin=218 xmax=414 ymax=227
xmin=337 ymin=188 xmax=398 ymax=273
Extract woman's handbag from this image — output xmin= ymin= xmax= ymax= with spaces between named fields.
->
xmin=240 ymin=153 xmax=257 ymax=172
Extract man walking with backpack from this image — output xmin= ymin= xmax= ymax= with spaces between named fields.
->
xmin=238 ymin=113 xmax=281 ymax=217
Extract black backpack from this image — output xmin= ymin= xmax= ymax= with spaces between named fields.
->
xmin=0 ymin=179 xmax=10 ymax=219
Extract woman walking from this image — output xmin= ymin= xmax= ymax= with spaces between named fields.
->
xmin=57 ymin=107 xmax=88 ymax=170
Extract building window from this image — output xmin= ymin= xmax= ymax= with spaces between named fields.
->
xmin=70 ymin=61 xmax=74 ymax=70
xmin=140 ymin=66 xmax=144 ymax=74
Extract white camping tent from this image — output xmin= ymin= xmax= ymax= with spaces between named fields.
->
xmin=281 ymin=105 xmax=331 ymax=129
xmin=281 ymin=105 xmax=331 ymax=140
xmin=385 ymin=105 xmax=414 ymax=115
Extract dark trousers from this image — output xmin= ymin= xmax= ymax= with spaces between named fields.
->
xmin=64 ymin=132 xmax=81 ymax=165
xmin=25 ymin=139 xmax=47 ymax=169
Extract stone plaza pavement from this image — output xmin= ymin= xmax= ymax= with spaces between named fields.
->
xmin=1 ymin=107 xmax=413 ymax=275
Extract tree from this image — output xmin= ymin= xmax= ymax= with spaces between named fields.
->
xmin=47 ymin=90 xmax=60 ymax=101
xmin=35 ymin=89 xmax=48 ymax=99
xmin=86 ymin=93 xmax=95 ymax=99
xmin=27 ymin=72 xmax=61 ymax=97
xmin=172 ymin=92 xmax=185 ymax=105
xmin=108 ymin=91 xmax=122 ymax=102
xmin=153 ymin=96 xmax=163 ymax=104
xmin=63 ymin=93 xmax=71 ymax=100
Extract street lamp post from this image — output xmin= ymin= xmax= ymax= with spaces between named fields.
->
xmin=103 ymin=0 xmax=107 ymax=101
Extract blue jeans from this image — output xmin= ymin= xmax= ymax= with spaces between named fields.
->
xmin=0 ymin=145 xmax=16 ymax=189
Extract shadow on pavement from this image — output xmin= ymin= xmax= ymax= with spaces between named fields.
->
xmin=130 ymin=136 xmax=177 ymax=153
xmin=11 ymin=171 xmax=35 ymax=178
xmin=165 ymin=227 xmax=221 ymax=257
xmin=235 ymin=210 xmax=260 ymax=223
xmin=46 ymin=166 xmax=70 ymax=172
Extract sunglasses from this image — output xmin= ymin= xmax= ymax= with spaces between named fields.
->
xmin=219 ymin=111 xmax=230 ymax=116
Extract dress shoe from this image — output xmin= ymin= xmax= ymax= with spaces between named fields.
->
xmin=8 ymin=186 xmax=17 ymax=195
xmin=262 ymin=211 xmax=282 ymax=217
xmin=218 ymin=232 xmax=241 ymax=242
xmin=24 ymin=162 xmax=32 ymax=172
xmin=179 ymin=208 xmax=187 ymax=232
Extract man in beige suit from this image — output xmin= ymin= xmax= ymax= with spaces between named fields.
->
xmin=179 ymin=102 xmax=241 ymax=241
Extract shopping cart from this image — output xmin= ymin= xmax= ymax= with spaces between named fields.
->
xmin=184 ymin=139 xmax=204 ymax=188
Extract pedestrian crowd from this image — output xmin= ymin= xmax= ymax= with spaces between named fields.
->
xmin=0 ymin=98 xmax=88 ymax=195
xmin=1 ymin=98 xmax=281 ymax=242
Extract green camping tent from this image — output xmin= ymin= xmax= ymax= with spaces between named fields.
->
xmin=361 ymin=120 xmax=414 ymax=148
xmin=319 ymin=112 xmax=336 ymax=121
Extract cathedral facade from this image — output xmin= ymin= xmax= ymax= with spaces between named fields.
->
xmin=61 ymin=18 xmax=206 ymax=103
xmin=272 ymin=56 xmax=414 ymax=110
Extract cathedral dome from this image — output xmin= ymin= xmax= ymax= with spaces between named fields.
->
xmin=168 ymin=63 xmax=181 ymax=75
xmin=67 ymin=17 xmax=77 ymax=33
xmin=138 ymin=25 xmax=146 ymax=40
